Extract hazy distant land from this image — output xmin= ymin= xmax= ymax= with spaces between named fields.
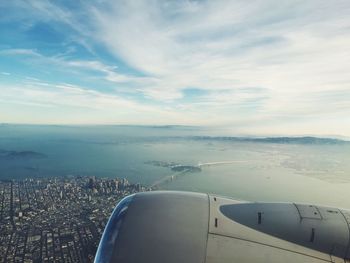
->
xmin=0 ymin=149 xmax=47 ymax=160
xmin=191 ymin=136 xmax=348 ymax=144
xmin=0 ymin=125 xmax=350 ymax=209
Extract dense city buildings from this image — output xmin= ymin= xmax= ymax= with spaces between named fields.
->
xmin=0 ymin=176 xmax=145 ymax=263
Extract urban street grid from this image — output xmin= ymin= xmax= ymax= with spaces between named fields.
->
xmin=0 ymin=176 xmax=145 ymax=263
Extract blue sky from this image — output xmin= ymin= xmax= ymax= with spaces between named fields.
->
xmin=0 ymin=0 xmax=350 ymax=136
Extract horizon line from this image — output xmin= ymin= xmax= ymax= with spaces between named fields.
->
xmin=1 ymin=123 xmax=349 ymax=141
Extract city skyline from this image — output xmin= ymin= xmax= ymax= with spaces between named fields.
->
xmin=0 ymin=175 xmax=142 ymax=262
xmin=1 ymin=1 xmax=350 ymax=136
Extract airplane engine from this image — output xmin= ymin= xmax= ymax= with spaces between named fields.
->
xmin=94 ymin=191 xmax=350 ymax=263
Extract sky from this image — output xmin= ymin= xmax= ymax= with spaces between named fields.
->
xmin=0 ymin=0 xmax=350 ymax=136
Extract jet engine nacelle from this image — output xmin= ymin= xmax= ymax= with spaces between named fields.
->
xmin=95 ymin=191 xmax=350 ymax=263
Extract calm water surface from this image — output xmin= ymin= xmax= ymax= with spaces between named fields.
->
xmin=0 ymin=125 xmax=349 ymax=208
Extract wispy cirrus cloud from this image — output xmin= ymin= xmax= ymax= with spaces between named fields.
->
xmin=0 ymin=81 xmax=199 ymax=125
xmin=0 ymin=48 xmax=41 ymax=56
xmin=0 ymin=47 xmax=144 ymax=86
xmin=0 ymin=0 xmax=350 ymax=135
xmin=87 ymin=1 xmax=350 ymax=125
xmin=90 ymin=1 xmax=350 ymax=91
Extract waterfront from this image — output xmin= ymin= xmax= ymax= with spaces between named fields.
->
xmin=1 ymin=125 xmax=350 ymax=262
xmin=1 ymin=125 xmax=350 ymax=209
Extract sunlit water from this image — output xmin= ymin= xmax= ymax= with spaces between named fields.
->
xmin=0 ymin=125 xmax=349 ymax=208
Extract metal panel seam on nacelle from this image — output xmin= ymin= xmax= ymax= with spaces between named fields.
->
xmin=205 ymin=233 xmax=333 ymax=263
xmin=207 ymin=195 xmax=333 ymax=262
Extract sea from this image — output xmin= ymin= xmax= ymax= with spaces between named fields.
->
xmin=0 ymin=124 xmax=350 ymax=209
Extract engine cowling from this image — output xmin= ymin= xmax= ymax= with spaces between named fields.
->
xmin=95 ymin=191 xmax=350 ymax=263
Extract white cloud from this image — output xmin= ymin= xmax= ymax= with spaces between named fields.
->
xmin=1 ymin=0 xmax=350 ymax=134
xmin=0 ymin=49 xmax=41 ymax=57
xmin=0 ymin=81 xmax=203 ymax=125
xmin=89 ymin=1 xmax=350 ymax=116
xmin=0 ymin=48 xmax=145 ymax=85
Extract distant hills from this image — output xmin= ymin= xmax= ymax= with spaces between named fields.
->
xmin=0 ymin=150 xmax=47 ymax=160
xmin=31 ymin=135 xmax=350 ymax=145
xmin=191 ymin=136 xmax=348 ymax=145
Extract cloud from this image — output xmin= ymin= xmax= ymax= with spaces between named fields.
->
xmin=1 ymin=0 xmax=350 ymax=134
xmin=89 ymin=1 xmax=350 ymax=113
xmin=1 ymin=72 xmax=10 ymax=75
xmin=0 ymin=81 xmax=203 ymax=125
xmin=0 ymin=48 xmax=144 ymax=85
xmin=0 ymin=48 xmax=41 ymax=57
xmin=65 ymin=60 xmax=145 ymax=83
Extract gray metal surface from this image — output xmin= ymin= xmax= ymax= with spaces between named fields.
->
xmin=94 ymin=195 xmax=135 ymax=263
xmin=208 ymin=195 xmax=336 ymax=262
xmin=220 ymin=202 xmax=350 ymax=258
xmin=341 ymin=209 xmax=350 ymax=260
xmin=110 ymin=191 xmax=209 ymax=263
xmin=95 ymin=191 xmax=350 ymax=263
xmin=206 ymin=234 xmax=330 ymax=263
